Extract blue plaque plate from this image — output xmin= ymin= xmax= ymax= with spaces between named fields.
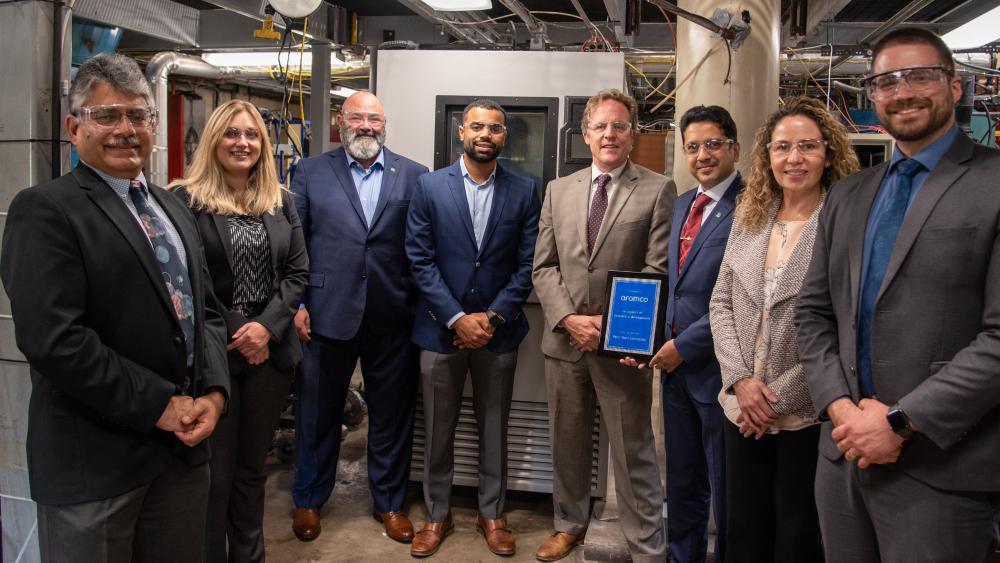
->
xmin=598 ymin=271 xmax=668 ymax=360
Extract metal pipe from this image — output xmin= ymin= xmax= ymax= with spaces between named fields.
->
xmin=832 ymin=80 xmax=865 ymax=94
xmin=499 ymin=0 xmax=543 ymax=34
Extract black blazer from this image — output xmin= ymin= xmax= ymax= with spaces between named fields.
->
xmin=175 ymin=187 xmax=309 ymax=372
xmin=0 ymin=164 xmax=230 ymax=505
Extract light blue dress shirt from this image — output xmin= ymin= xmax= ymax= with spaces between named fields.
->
xmin=346 ymin=149 xmax=385 ymax=227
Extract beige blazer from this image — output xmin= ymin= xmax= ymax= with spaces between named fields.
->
xmin=532 ymin=162 xmax=676 ymax=362
xmin=709 ymin=200 xmax=823 ymax=421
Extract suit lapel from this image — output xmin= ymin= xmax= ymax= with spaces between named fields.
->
xmin=677 ymin=178 xmax=739 ymax=281
xmin=878 ymin=137 xmax=972 ymax=301
xmin=575 ymin=172 xmax=590 ymax=254
xmin=327 ymin=149 xmax=368 ymax=229
xmin=448 ymin=164 xmax=478 ymax=249
xmin=210 ymin=213 xmax=235 ymax=273
xmin=669 ymin=188 xmax=694 ymax=276
xmin=368 ymin=149 xmax=399 ymax=232
xmin=590 ymin=165 xmax=637 ymax=262
xmin=847 ymin=166 xmax=886 ymax=316
xmin=262 ymin=210 xmax=283 ymax=274
xmin=477 ymin=165 xmax=509 ymax=258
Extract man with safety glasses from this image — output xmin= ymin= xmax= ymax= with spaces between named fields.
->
xmin=1 ymin=53 xmax=229 ymax=562
xmin=797 ymin=27 xmax=1000 ymax=562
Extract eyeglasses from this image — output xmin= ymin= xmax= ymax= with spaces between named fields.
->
xmin=465 ymin=121 xmax=506 ymax=135
xmin=864 ymin=66 xmax=951 ymax=101
xmin=344 ymin=112 xmax=385 ymax=127
xmin=223 ymin=127 xmax=261 ymax=140
xmin=766 ymin=139 xmax=828 ymax=156
xmin=683 ymin=138 xmax=734 ymax=155
xmin=587 ymin=121 xmax=632 ymax=134
xmin=75 ymin=105 xmax=157 ymax=128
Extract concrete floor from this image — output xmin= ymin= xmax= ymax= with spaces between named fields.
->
xmin=259 ymin=373 xmax=676 ymax=562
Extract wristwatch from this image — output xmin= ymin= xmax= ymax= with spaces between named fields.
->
xmin=886 ymin=403 xmax=914 ymax=440
xmin=486 ymin=309 xmax=505 ymax=329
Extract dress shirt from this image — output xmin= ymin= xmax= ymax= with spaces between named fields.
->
xmin=687 ymin=170 xmax=737 ymax=225
xmin=83 ymin=160 xmax=187 ymax=267
xmin=446 ymin=157 xmax=498 ymax=329
xmin=346 ymin=148 xmax=385 ymax=227
xmin=588 ymin=161 xmax=628 ymax=210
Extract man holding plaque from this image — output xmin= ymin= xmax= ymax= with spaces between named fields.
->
xmin=406 ymin=99 xmax=540 ymax=557
xmin=532 ymin=89 xmax=676 ymax=562
xmin=624 ymin=105 xmax=742 ymax=563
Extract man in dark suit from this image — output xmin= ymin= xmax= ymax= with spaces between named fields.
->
xmin=290 ymin=91 xmax=429 ymax=543
xmin=626 ymin=105 xmax=741 ymax=563
xmin=0 ymin=53 xmax=229 ymax=562
xmin=405 ymin=99 xmax=540 ymax=558
xmin=796 ymin=28 xmax=1000 ymax=562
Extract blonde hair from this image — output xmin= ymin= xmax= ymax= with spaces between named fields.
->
xmin=581 ymin=89 xmax=639 ymax=132
xmin=168 ymin=100 xmax=282 ymax=216
xmin=736 ymin=97 xmax=860 ymax=231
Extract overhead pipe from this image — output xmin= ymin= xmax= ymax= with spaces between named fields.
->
xmin=498 ymin=0 xmax=547 ymax=48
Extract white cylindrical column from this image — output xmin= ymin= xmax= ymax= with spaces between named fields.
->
xmin=671 ymin=0 xmax=780 ymax=192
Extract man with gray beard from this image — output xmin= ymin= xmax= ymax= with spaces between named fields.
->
xmin=289 ymin=91 xmax=429 ymax=544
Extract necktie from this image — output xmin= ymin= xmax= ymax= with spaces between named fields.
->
xmin=587 ymin=174 xmax=611 ymax=254
xmin=856 ymin=158 xmax=924 ymax=397
xmin=678 ymin=193 xmax=712 ymax=271
xmin=127 ymin=181 xmax=196 ymax=374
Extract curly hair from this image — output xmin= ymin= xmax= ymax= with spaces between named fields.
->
xmin=736 ymin=97 xmax=860 ymax=231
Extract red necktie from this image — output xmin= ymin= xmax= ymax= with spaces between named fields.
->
xmin=587 ymin=174 xmax=611 ymax=254
xmin=678 ymin=193 xmax=712 ymax=271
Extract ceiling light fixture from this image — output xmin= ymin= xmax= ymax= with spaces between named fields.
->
xmin=941 ymin=5 xmax=1000 ymax=50
xmin=418 ymin=0 xmax=492 ymax=11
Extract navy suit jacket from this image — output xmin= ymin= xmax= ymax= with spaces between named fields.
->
xmin=406 ymin=161 xmax=541 ymax=353
xmin=666 ymin=175 xmax=743 ymax=403
xmin=291 ymin=147 xmax=428 ymax=340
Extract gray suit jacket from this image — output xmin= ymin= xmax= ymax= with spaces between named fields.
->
xmin=533 ymin=162 xmax=676 ymax=362
xmin=796 ymin=133 xmax=1000 ymax=492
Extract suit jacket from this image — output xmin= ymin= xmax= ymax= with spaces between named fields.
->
xmin=666 ymin=177 xmax=742 ymax=403
xmin=291 ymin=147 xmax=429 ymax=340
xmin=709 ymin=197 xmax=820 ymax=420
xmin=796 ymin=133 xmax=1000 ymax=492
xmin=406 ymin=161 xmax=541 ymax=353
xmin=0 ymin=164 xmax=230 ymax=505
xmin=175 ymin=187 xmax=309 ymax=371
xmin=533 ymin=162 xmax=676 ymax=362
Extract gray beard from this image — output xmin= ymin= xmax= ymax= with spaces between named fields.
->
xmin=342 ymin=126 xmax=385 ymax=160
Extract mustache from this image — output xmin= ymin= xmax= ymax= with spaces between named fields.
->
xmin=106 ymin=135 xmax=141 ymax=148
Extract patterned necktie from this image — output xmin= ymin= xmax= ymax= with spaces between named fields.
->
xmin=587 ymin=174 xmax=611 ymax=254
xmin=127 ymin=180 xmax=196 ymax=372
xmin=857 ymin=158 xmax=924 ymax=397
xmin=678 ymin=193 xmax=712 ymax=271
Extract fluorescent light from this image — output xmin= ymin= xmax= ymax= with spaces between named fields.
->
xmin=201 ymin=51 xmax=351 ymax=71
xmin=942 ymin=6 xmax=1000 ymax=50
xmin=419 ymin=0 xmax=492 ymax=11
xmin=330 ymin=86 xmax=359 ymax=98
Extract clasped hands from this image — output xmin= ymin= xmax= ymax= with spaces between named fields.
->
xmin=228 ymin=321 xmax=272 ymax=365
xmin=155 ymin=390 xmax=226 ymax=447
xmin=562 ymin=314 xmax=603 ymax=353
xmin=828 ymin=397 xmax=904 ymax=468
xmin=453 ymin=313 xmax=493 ymax=350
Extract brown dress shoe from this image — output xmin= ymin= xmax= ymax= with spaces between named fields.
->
xmin=535 ymin=531 xmax=584 ymax=562
xmin=374 ymin=510 xmax=415 ymax=543
xmin=292 ymin=508 xmax=321 ymax=541
xmin=410 ymin=513 xmax=455 ymax=558
xmin=477 ymin=515 xmax=516 ymax=556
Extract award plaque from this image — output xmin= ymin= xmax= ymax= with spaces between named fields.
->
xmin=598 ymin=270 xmax=668 ymax=361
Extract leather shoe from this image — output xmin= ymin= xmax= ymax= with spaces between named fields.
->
xmin=410 ymin=513 xmax=454 ymax=557
xmin=374 ymin=510 xmax=415 ymax=543
xmin=535 ymin=531 xmax=584 ymax=561
xmin=477 ymin=515 xmax=515 ymax=556
xmin=292 ymin=508 xmax=321 ymax=542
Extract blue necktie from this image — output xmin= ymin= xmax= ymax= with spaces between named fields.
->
xmin=127 ymin=181 xmax=196 ymax=376
xmin=857 ymin=158 xmax=924 ymax=397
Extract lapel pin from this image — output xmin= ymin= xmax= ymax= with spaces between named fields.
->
xmin=390 ymin=167 xmax=396 ymax=173
xmin=715 ymin=211 xmax=722 ymax=218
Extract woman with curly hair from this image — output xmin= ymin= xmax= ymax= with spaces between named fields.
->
xmin=170 ymin=99 xmax=308 ymax=563
xmin=709 ymin=96 xmax=859 ymax=562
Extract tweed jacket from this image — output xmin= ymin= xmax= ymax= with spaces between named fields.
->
xmin=709 ymin=197 xmax=824 ymax=421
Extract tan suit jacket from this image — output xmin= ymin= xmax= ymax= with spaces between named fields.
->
xmin=533 ymin=162 xmax=676 ymax=362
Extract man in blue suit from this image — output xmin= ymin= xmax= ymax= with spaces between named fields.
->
xmin=289 ymin=91 xmax=428 ymax=543
xmin=405 ymin=99 xmax=540 ymax=558
xmin=624 ymin=105 xmax=741 ymax=562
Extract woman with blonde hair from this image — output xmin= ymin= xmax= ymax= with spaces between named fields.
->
xmin=709 ymin=96 xmax=859 ymax=562
xmin=170 ymin=99 xmax=308 ymax=563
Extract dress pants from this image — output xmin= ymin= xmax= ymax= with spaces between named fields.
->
xmin=205 ymin=356 xmax=294 ymax=563
xmin=724 ymin=421 xmax=821 ymax=563
xmin=545 ymin=354 xmax=666 ymax=563
xmin=662 ymin=371 xmax=726 ymax=563
xmin=293 ymin=317 xmax=418 ymax=512
xmin=815 ymin=453 xmax=1000 ymax=563
xmin=37 ymin=457 xmax=210 ymax=563
xmin=420 ymin=348 xmax=517 ymax=521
